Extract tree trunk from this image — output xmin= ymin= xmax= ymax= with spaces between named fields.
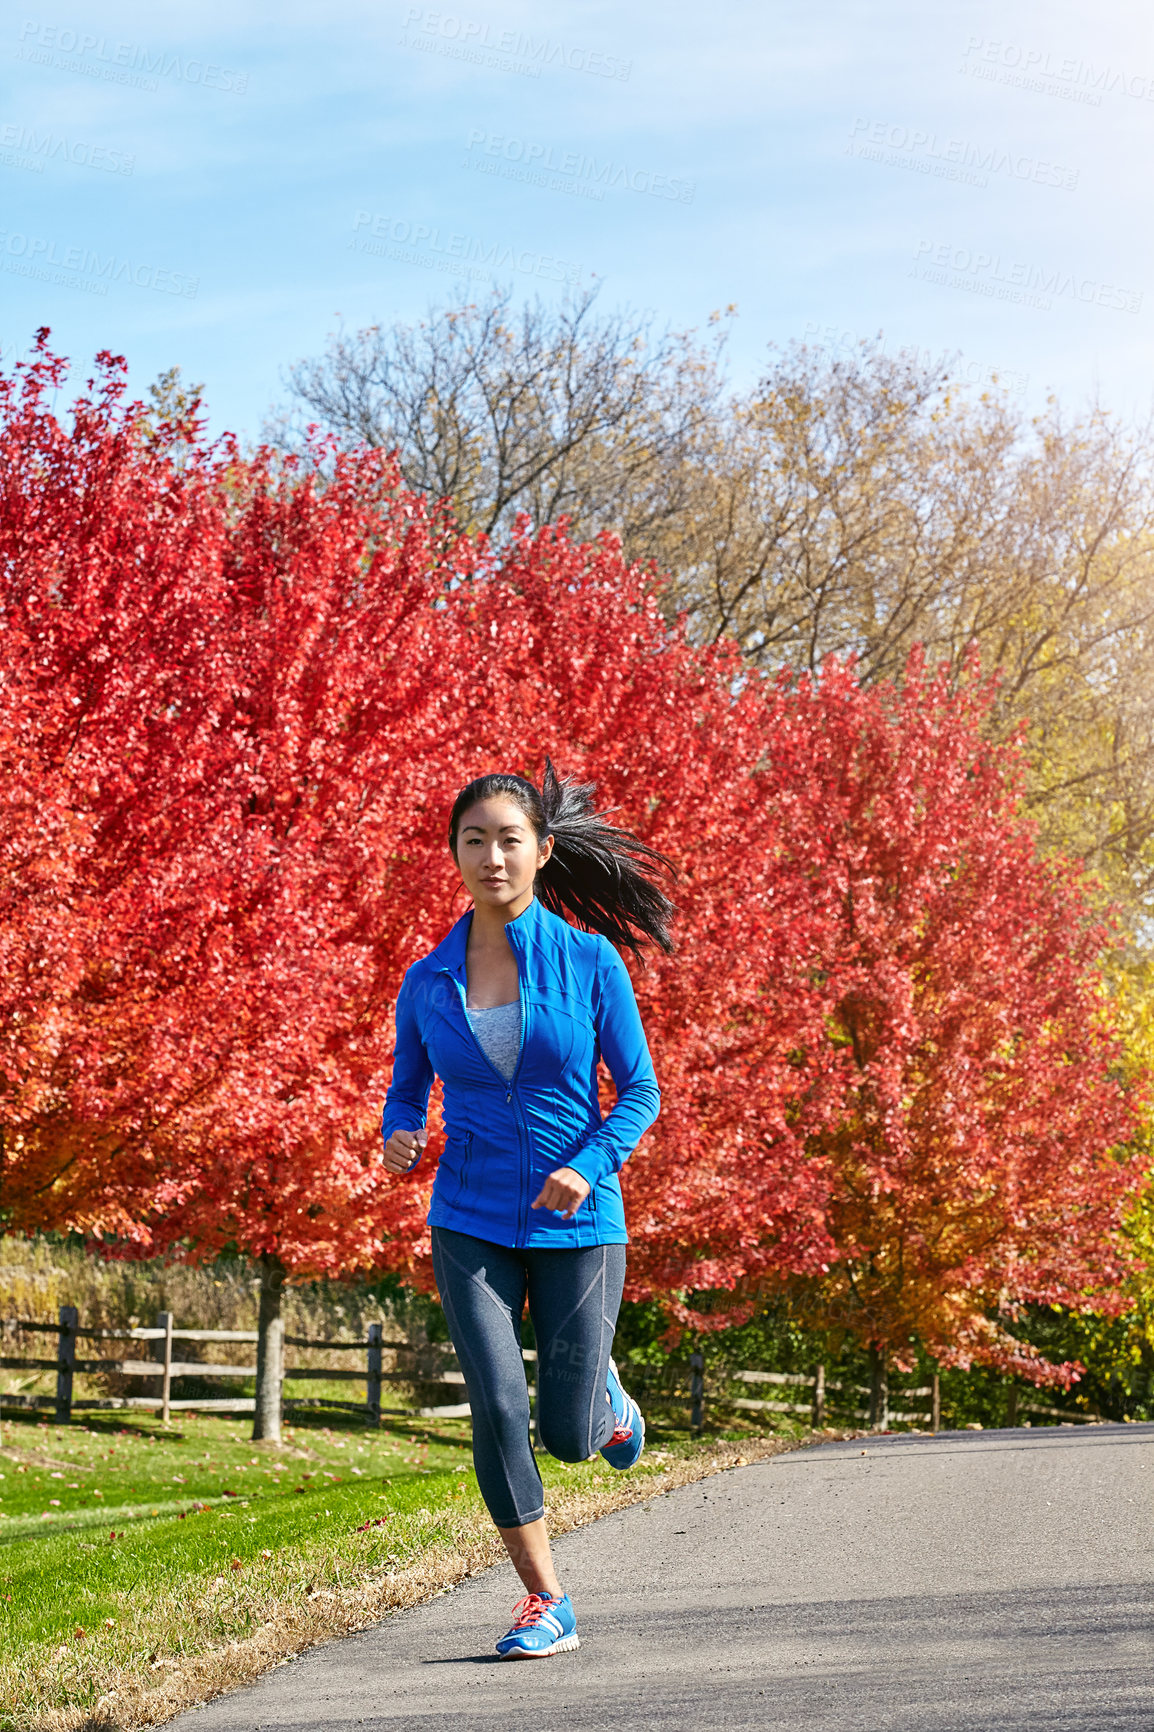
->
xmin=252 ymin=1253 xmax=286 ymax=1443
xmin=1135 ymin=1336 xmax=1154 ymax=1417
xmin=868 ymin=1343 xmax=888 ymax=1429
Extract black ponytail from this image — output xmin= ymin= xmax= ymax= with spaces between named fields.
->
xmin=448 ymin=760 xmax=675 ymax=955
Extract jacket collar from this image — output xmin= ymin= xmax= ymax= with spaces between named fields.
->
xmin=430 ymin=895 xmax=546 ymax=980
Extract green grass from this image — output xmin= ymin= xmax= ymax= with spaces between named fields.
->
xmin=0 ymin=1407 xmax=477 ymax=1651
xmin=0 ymin=1402 xmax=750 ymax=1729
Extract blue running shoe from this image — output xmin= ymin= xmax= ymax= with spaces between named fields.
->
xmin=495 ymin=1591 xmax=579 ymax=1658
xmin=601 ymin=1356 xmax=645 ymax=1470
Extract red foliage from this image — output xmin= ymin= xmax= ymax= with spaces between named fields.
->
xmin=0 ymin=340 xmax=1144 ymax=1382
xmin=0 ymin=334 xmax=243 ymax=1235
xmin=392 ymin=558 xmax=1144 ymax=1381
xmin=632 ymin=656 xmax=1142 ymax=1383
xmin=0 ymin=336 xmax=471 ymax=1274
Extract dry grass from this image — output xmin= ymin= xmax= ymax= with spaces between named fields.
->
xmin=22 ymin=1430 xmax=844 ymax=1732
xmin=0 ymin=1236 xmax=400 ymax=1342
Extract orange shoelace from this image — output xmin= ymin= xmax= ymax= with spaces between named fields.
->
xmin=509 ymin=1592 xmax=560 ymax=1628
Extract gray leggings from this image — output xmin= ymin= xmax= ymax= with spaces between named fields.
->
xmin=430 ymin=1226 xmax=627 ymax=1528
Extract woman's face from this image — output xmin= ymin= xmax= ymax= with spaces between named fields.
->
xmin=454 ymin=797 xmax=553 ymax=914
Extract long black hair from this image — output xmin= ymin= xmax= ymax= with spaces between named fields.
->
xmin=448 ymin=760 xmax=675 ymax=955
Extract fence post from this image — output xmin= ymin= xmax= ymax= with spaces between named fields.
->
xmin=366 ymin=1323 xmax=382 ymax=1428
xmin=156 ymin=1312 xmax=174 ymax=1423
xmin=690 ymin=1352 xmax=705 ymax=1433
xmin=812 ymin=1362 xmax=825 ymax=1429
xmin=1006 ymin=1382 xmax=1018 ymax=1428
xmin=931 ymin=1371 xmax=941 ymax=1434
xmin=56 ymin=1305 xmax=77 ymax=1424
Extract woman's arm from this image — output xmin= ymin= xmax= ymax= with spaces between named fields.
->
xmin=565 ymin=944 xmax=661 ymax=1190
xmin=380 ymin=968 xmax=435 ymax=1173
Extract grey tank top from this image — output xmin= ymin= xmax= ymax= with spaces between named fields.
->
xmin=465 ymin=999 xmax=522 ymax=1083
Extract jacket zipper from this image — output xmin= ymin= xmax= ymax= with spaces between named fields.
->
xmin=443 ymin=944 xmax=533 ymax=1245
xmin=507 ymin=948 xmax=531 ymax=1246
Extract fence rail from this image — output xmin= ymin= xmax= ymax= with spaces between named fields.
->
xmin=699 ymin=1362 xmax=935 ymax=1430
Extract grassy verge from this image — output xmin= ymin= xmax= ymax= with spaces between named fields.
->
xmin=0 ymin=1404 xmax=846 ymax=1731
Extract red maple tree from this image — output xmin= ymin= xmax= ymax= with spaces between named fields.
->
xmin=0 ymin=335 xmax=244 ymax=1240
xmin=0 ymin=340 xmax=473 ymax=1437
xmin=635 ymin=655 xmax=1142 ymax=1390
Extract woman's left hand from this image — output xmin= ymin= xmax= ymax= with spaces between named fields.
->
xmin=531 ymin=1166 xmax=592 ymax=1221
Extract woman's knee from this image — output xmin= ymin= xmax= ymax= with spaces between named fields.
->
xmin=473 ymin=1388 xmax=531 ymax=1450
xmin=537 ymin=1411 xmax=594 ymax=1463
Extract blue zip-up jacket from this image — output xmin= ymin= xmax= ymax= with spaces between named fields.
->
xmin=380 ymin=896 xmax=660 ymax=1247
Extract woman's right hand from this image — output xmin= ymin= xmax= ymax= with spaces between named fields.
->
xmin=384 ymin=1127 xmax=428 ymax=1174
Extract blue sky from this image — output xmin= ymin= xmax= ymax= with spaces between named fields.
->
xmin=4 ymin=0 xmax=1153 ymax=440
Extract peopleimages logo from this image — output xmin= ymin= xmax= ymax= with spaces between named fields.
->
xmin=15 ymin=20 xmax=248 ymax=93
xmin=0 ymin=230 xmax=199 ymax=297
xmin=350 ymin=211 xmax=582 ymax=287
xmin=0 ymin=122 xmax=135 ymax=174
xmin=800 ymin=321 xmax=1029 ymax=395
xmin=847 ymin=119 xmax=1078 ymax=191
xmin=398 ymin=8 xmax=631 ymax=81
xmin=910 ymin=239 xmax=1141 ymax=315
xmin=958 ymin=36 xmax=1154 ymax=106
xmin=463 ymin=130 xmax=695 ymax=203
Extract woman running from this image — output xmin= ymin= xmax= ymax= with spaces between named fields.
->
xmin=381 ymin=762 xmax=673 ymax=1659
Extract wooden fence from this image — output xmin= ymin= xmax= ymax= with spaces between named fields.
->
xmin=686 ymin=1354 xmax=939 ymax=1431
xmin=0 ymin=1306 xmax=529 ymax=1426
xmin=690 ymin=1361 xmax=1105 ymax=1431
xmin=2 ymin=1308 xmax=1107 ymax=1432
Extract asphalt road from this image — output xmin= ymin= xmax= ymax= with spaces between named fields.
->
xmin=173 ymin=1424 xmax=1154 ymax=1732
